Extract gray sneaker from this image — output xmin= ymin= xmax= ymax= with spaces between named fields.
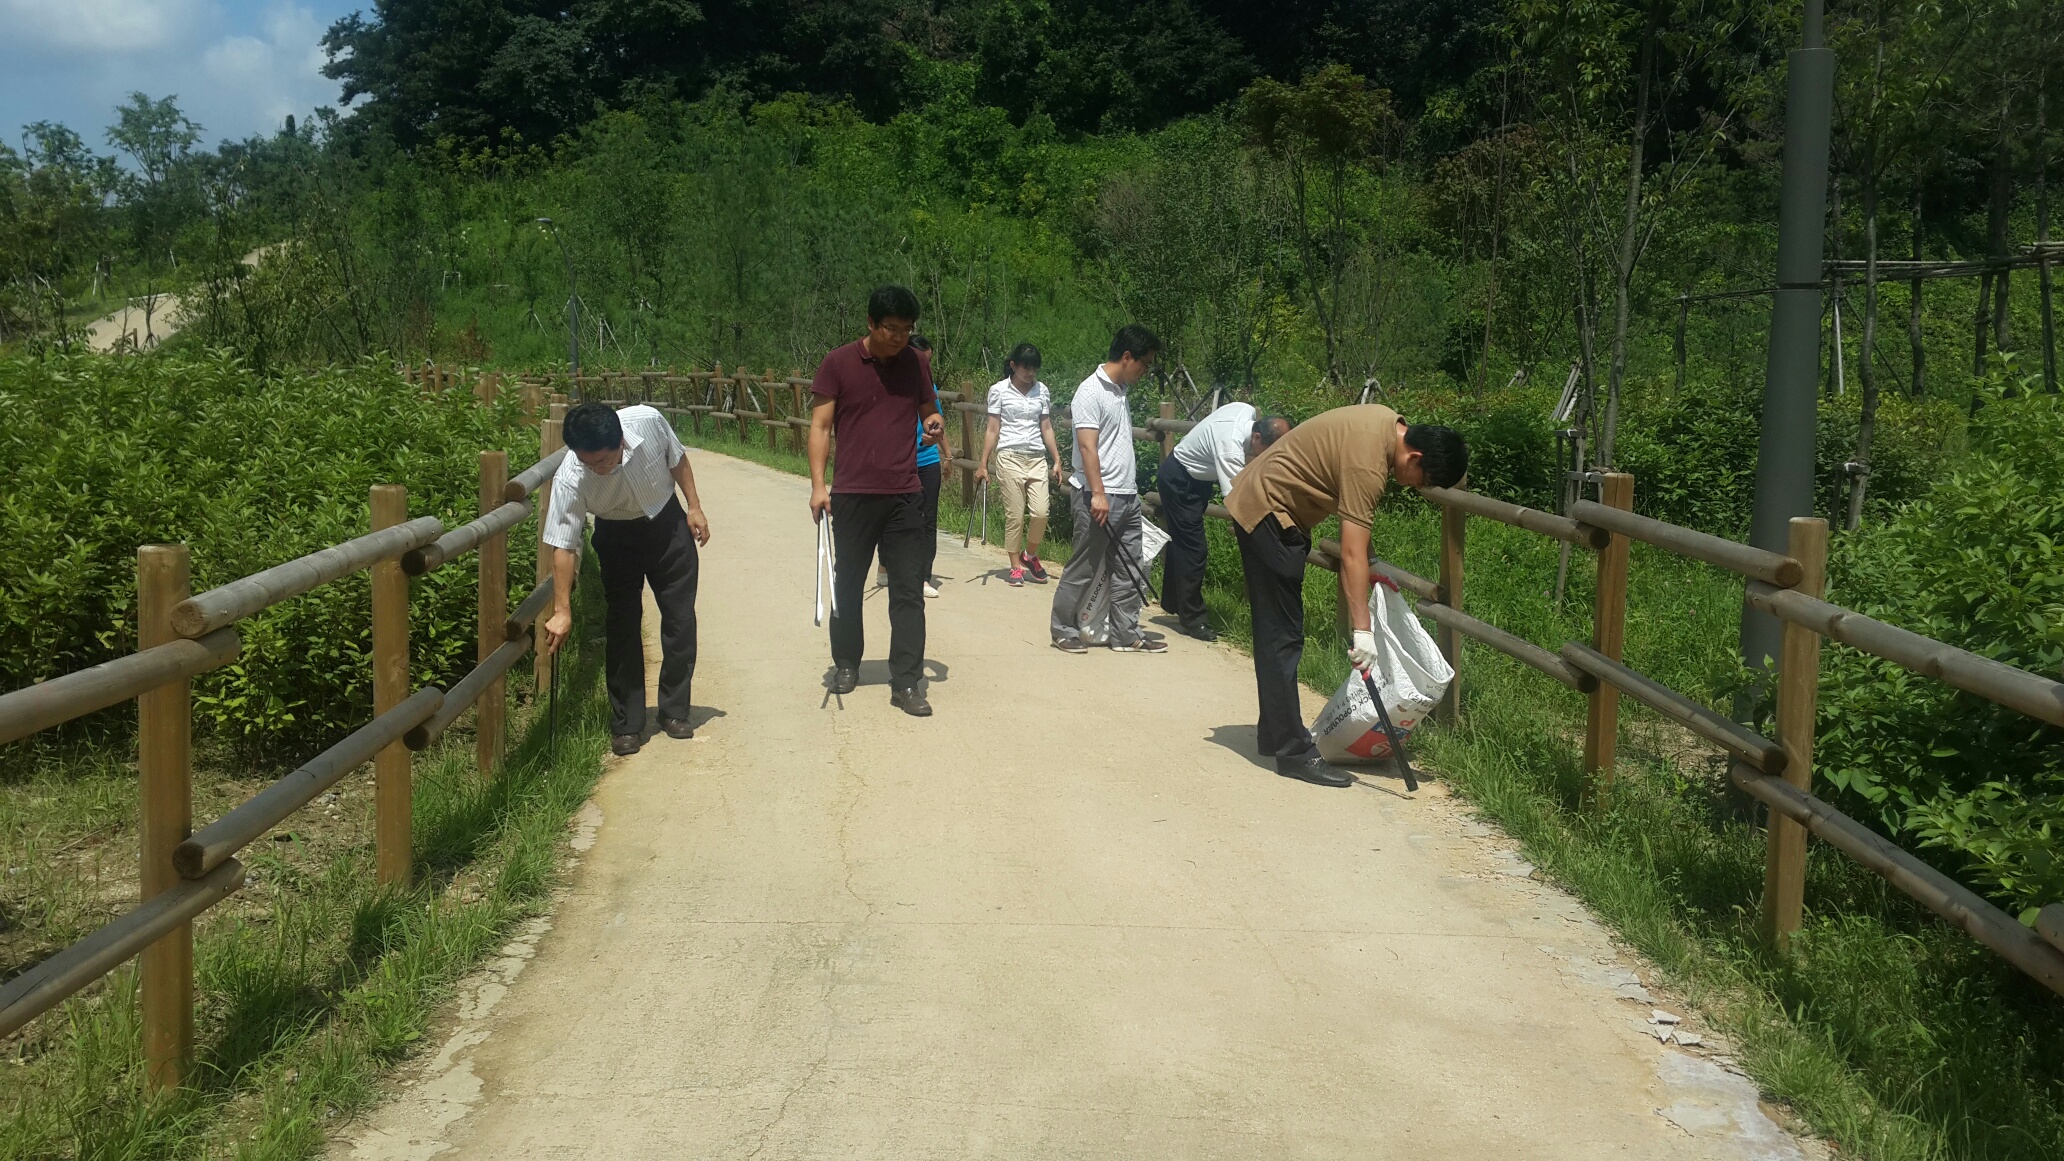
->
xmin=1109 ymin=636 xmax=1168 ymax=653
xmin=1052 ymin=638 xmax=1089 ymax=654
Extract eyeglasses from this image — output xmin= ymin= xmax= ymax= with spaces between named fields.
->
xmin=872 ymin=321 xmax=914 ymax=338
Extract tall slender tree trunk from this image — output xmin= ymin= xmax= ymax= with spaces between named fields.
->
xmin=1985 ymin=92 xmax=2014 ymax=372
xmin=1601 ymin=11 xmax=1659 ymax=469
xmin=1909 ymin=175 xmax=1926 ymax=396
xmin=1850 ymin=33 xmax=1886 ymax=531
xmin=1827 ymin=178 xmax=1844 ymax=397
xmin=2039 ymin=40 xmax=2057 ymax=393
xmin=1480 ymin=72 xmax=1512 ymax=395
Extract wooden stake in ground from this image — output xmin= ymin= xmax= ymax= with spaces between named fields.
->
xmin=1583 ymin=473 xmax=1633 ymax=801
xmin=371 ymin=485 xmax=411 ymax=886
xmin=137 ymin=544 xmax=193 ymax=1091
xmin=1761 ymin=516 xmax=1828 ymax=950
xmin=478 ymin=451 xmax=509 ymax=777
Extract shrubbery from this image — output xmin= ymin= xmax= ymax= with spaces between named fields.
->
xmin=0 ymin=350 xmax=542 ymax=757
xmin=1816 ymin=373 xmax=2064 ymax=915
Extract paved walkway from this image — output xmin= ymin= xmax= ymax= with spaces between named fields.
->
xmin=333 ymin=450 xmax=1813 ymax=1160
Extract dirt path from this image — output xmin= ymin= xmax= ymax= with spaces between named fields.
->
xmin=330 ymin=449 xmax=1814 ymax=1160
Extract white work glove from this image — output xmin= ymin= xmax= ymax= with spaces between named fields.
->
xmin=1349 ymin=629 xmax=1380 ymax=672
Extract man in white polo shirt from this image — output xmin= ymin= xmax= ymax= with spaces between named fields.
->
xmin=1050 ymin=324 xmax=1165 ymax=653
xmin=1157 ymin=402 xmax=1292 ymax=641
xmin=541 ymin=401 xmax=711 ymax=756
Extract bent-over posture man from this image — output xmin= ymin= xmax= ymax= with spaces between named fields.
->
xmin=1158 ymin=402 xmax=1291 ymax=641
xmin=541 ymin=402 xmax=712 ymax=757
xmin=1051 ymin=324 xmax=1164 ymax=653
xmin=810 ymin=284 xmax=945 ymax=717
xmin=1223 ymin=405 xmax=1467 ymax=786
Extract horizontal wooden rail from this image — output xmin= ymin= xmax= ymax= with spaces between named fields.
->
xmin=171 ymin=517 xmax=444 ymax=637
xmin=1747 ymin=582 xmax=2064 ymax=728
xmin=2040 ymin=905 xmax=2064 ymax=955
xmin=0 ymin=629 xmax=239 ymax=745
xmin=1422 ymin=487 xmax=1610 ymax=550
xmin=0 ymin=859 xmax=245 ymax=1039
xmin=504 ymin=448 xmax=569 ymax=502
xmin=1561 ymin=642 xmax=1787 ymax=773
xmin=1571 ymin=500 xmax=1803 ymax=586
xmin=504 ymin=577 xmax=554 ymax=641
xmin=1731 ymin=762 xmax=2064 ymax=995
xmin=173 ymin=688 xmax=445 ymax=878
xmin=405 ymin=638 xmax=531 ymax=750
xmin=403 ymin=500 xmax=532 ymax=575
xmin=1144 ymin=417 xmax=1199 ymax=436
xmin=1416 ymin=602 xmax=1596 ymax=692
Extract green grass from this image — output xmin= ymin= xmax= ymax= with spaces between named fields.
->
xmin=676 ymin=422 xmax=2064 ymax=1158
xmin=0 ymin=559 xmax=611 ymax=1160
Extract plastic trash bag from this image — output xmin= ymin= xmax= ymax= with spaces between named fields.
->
xmin=1312 ymin=578 xmax=1454 ymax=763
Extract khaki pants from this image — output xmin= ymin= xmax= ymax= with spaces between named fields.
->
xmin=993 ymin=447 xmax=1050 ymax=556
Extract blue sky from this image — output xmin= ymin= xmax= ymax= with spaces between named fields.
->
xmin=0 ymin=0 xmax=362 ymax=152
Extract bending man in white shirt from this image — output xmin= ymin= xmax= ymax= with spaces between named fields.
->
xmin=540 ymin=402 xmax=712 ymax=756
xmin=1157 ymin=402 xmax=1292 ymax=641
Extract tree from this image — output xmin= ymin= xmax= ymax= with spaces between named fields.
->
xmin=106 ymin=93 xmax=204 ymax=345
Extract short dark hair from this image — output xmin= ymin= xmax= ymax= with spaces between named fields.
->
xmin=562 ymin=402 xmax=624 ymax=454
xmin=1252 ymin=415 xmax=1292 ymax=447
xmin=906 ymin=334 xmax=931 ymax=352
xmin=1403 ymin=424 xmax=1469 ymax=488
xmin=1107 ymin=324 xmax=1162 ymax=364
xmin=867 ymin=285 xmax=921 ymax=325
xmin=1007 ymin=341 xmax=1041 ymax=370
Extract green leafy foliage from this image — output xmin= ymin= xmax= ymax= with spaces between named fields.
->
xmin=0 ymin=350 xmax=541 ymax=756
xmin=1817 ymin=372 xmax=2064 ymax=912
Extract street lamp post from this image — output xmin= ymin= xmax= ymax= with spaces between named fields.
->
xmin=536 ymin=217 xmax=580 ymax=375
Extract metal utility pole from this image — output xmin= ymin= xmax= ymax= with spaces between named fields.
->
xmin=1741 ymin=0 xmax=1834 ymax=686
xmin=536 ymin=218 xmax=580 ymax=374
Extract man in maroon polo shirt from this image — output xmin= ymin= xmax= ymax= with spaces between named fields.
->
xmin=809 ymin=285 xmax=946 ymax=716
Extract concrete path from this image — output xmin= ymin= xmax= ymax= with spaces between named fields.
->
xmin=333 ymin=450 xmax=1813 ymax=1160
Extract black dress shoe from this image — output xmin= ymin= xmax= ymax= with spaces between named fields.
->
xmin=611 ymin=734 xmax=642 ymax=757
xmin=890 ymin=686 xmax=933 ymax=717
xmin=1180 ymin=621 xmax=1219 ymax=642
xmin=831 ymin=666 xmax=858 ymax=694
xmin=661 ymin=717 xmax=694 ymax=740
xmin=1277 ymin=753 xmax=1351 ymax=787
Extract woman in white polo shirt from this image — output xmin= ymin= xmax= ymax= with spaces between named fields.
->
xmin=974 ymin=343 xmax=1061 ymax=587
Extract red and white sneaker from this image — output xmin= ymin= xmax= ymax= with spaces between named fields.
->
xmin=1020 ymin=553 xmax=1049 ymax=583
xmin=1007 ymin=568 xmax=1025 ymax=587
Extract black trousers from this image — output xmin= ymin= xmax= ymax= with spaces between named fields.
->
xmin=1157 ymin=455 xmax=1216 ymax=629
xmin=1235 ymin=515 xmax=1316 ymax=763
xmin=918 ymin=461 xmax=941 ymax=581
xmin=592 ymin=495 xmax=699 ymax=738
xmin=831 ymin=490 xmax=928 ymax=689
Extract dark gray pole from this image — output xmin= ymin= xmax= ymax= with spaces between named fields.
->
xmin=1741 ymin=1 xmax=1834 ymax=682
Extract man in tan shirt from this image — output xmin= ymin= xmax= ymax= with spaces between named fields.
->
xmin=1225 ymin=405 xmax=1468 ymax=786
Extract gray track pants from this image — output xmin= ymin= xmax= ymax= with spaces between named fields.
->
xmin=1050 ymin=490 xmax=1146 ymax=646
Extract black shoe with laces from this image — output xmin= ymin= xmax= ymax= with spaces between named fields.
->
xmin=661 ymin=716 xmax=695 ymax=740
xmin=890 ymin=686 xmax=933 ymax=717
xmin=1180 ymin=620 xmax=1219 ymax=642
xmin=831 ymin=666 xmax=858 ymax=694
xmin=611 ymin=734 xmax=642 ymax=757
xmin=1277 ymin=753 xmax=1351 ymax=787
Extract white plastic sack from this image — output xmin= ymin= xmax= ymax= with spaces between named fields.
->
xmin=1140 ymin=517 xmax=1170 ymax=565
xmin=1312 ymin=579 xmax=1454 ymax=763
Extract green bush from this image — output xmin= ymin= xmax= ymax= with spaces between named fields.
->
xmin=0 ymin=350 xmax=542 ymax=757
xmin=1816 ymin=374 xmax=2064 ymax=914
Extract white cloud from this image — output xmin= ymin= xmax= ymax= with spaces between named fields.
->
xmin=0 ymin=0 xmax=207 ymax=55
xmin=198 ymin=4 xmax=333 ymax=129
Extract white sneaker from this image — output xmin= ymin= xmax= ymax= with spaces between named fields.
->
xmin=923 ymin=580 xmax=941 ymax=598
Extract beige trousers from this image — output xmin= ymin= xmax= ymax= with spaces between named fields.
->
xmin=993 ymin=447 xmax=1050 ymax=556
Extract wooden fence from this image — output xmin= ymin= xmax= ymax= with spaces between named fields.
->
xmin=0 ymin=364 xmax=567 ymax=1089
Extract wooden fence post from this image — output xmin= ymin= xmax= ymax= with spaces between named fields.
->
xmin=789 ymin=370 xmax=805 ymax=454
xmin=371 ymin=485 xmax=411 ymax=887
xmin=1761 ymin=516 xmax=1830 ymax=950
xmin=137 ymin=545 xmax=193 ymax=1091
xmin=534 ymin=411 xmax=565 ymax=693
xmin=1159 ymin=401 xmax=1176 ymax=463
xmin=1583 ymin=472 xmax=1634 ymax=801
xmin=1436 ymin=505 xmax=1466 ymax=724
xmin=478 ymin=452 xmax=509 ymax=778
xmin=958 ymin=378 xmax=977 ymax=509
xmin=475 ymin=370 xmax=499 ymax=408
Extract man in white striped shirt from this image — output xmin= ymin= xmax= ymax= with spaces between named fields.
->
xmin=541 ymin=402 xmax=711 ymax=756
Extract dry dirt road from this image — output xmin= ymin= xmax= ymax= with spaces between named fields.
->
xmin=331 ymin=449 xmax=1814 ymax=1160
